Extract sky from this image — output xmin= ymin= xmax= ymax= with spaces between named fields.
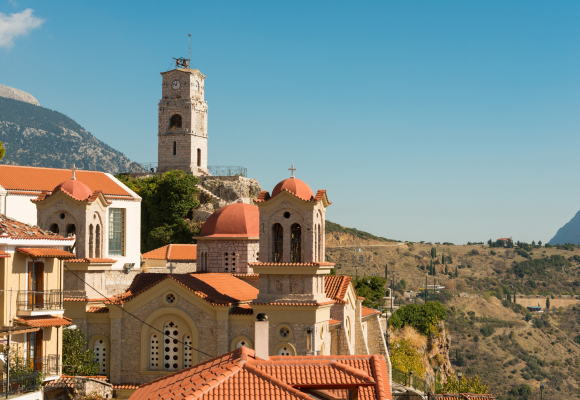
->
xmin=1 ymin=1 xmax=579 ymax=244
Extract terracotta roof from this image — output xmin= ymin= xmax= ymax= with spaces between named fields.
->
xmin=15 ymin=316 xmax=72 ymax=327
xmin=52 ymin=179 xmax=93 ymax=200
xmin=142 ymin=244 xmax=197 ymax=261
xmin=64 ymin=297 xmax=106 ymax=302
xmin=0 ymin=214 xmax=71 ymax=240
xmin=325 ymin=275 xmax=351 ymax=304
xmin=231 ymin=273 xmax=260 ymax=277
xmin=230 ymin=305 xmax=253 ymax=316
xmin=250 ymin=300 xmax=335 ymax=307
xmin=436 ymin=395 xmax=496 ymax=400
xmin=107 ymin=273 xmax=258 ymax=306
xmin=249 ymin=262 xmax=335 ymax=267
xmin=17 ymin=248 xmax=75 ymax=259
xmin=44 ymin=375 xmax=107 ymax=391
xmin=0 ymin=165 xmax=135 ymax=201
xmin=65 ymin=258 xmax=117 ymax=263
xmin=0 ymin=250 xmax=10 ymax=258
xmin=329 ymin=319 xmax=342 ymax=326
xmin=253 ymin=178 xmax=331 ymax=205
xmin=87 ymin=307 xmax=109 ymax=313
xmin=113 ymin=383 xmax=141 ymax=390
xmin=361 ymin=306 xmax=380 ymax=317
xmin=128 ymin=347 xmax=391 ymax=400
xmin=196 ymin=202 xmax=259 ymax=238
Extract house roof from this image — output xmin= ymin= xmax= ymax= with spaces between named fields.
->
xmin=0 ymin=165 xmax=136 ymax=201
xmin=107 ymin=273 xmax=259 ymax=306
xmin=128 ymin=347 xmax=391 ymax=400
xmin=65 ymin=258 xmax=117 ymax=263
xmin=230 ymin=305 xmax=253 ymax=316
xmin=87 ymin=307 xmax=109 ymax=314
xmin=17 ymin=248 xmax=75 ymax=259
xmin=0 ymin=250 xmax=10 ymax=258
xmin=0 ymin=214 xmax=72 ymax=241
xmin=44 ymin=375 xmax=107 ymax=391
xmin=15 ymin=315 xmax=72 ymax=327
xmin=196 ymin=202 xmax=259 ymax=238
xmin=362 ymin=306 xmax=380 ymax=317
xmin=142 ymin=244 xmax=197 ymax=261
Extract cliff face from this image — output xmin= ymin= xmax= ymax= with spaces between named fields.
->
xmin=424 ymin=321 xmax=453 ymax=385
xmin=0 ymin=85 xmax=39 ymax=106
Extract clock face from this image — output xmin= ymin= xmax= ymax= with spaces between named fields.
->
xmin=172 ymin=80 xmax=180 ymax=90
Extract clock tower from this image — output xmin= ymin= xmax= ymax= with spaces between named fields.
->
xmin=157 ymin=66 xmax=208 ymax=175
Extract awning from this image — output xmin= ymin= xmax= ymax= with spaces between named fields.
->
xmin=0 ymin=250 xmax=10 ymax=258
xmin=15 ymin=316 xmax=73 ymax=327
xmin=0 ymin=325 xmax=40 ymax=337
xmin=17 ymin=248 xmax=75 ymax=259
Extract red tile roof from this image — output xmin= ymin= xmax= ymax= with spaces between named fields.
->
xmin=17 ymin=248 xmax=75 ymax=259
xmin=44 ymin=375 xmax=107 ymax=391
xmin=0 ymin=214 xmax=71 ymax=240
xmin=87 ymin=307 xmax=109 ymax=314
xmin=196 ymin=203 xmax=259 ymax=238
xmin=128 ymin=347 xmax=391 ymax=400
xmin=329 ymin=319 xmax=342 ymax=326
xmin=361 ymin=306 xmax=380 ymax=317
xmin=0 ymin=250 xmax=10 ymax=258
xmin=114 ymin=383 xmax=141 ymax=390
xmin=107 ymin=273 xmax=258 ymax=306
xmin=142 ymin=244 xmax=197 ymax=261
xmin=230 ymin=305 xmax=253 ymax=316
xmin=0 ymin=165 xmax=134 ymax=200
xmin=65 ymin=258 xmax=117 ymax=263
xmin=250 ymin=300 xmax=335 ymax=307
xmin=15 ymin=316 xmax=72 ymax=327
xmin=249 ymin=262 xmax=335 ymax=267
xmin=325 ymin=275 xmax=351 ymax=304
xmin=253 ymin=178 xmax=332 ymax=205
xmin=436 ymin=395 xmax=496 ymax=400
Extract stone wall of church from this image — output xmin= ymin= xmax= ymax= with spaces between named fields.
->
xmin=354 ymin=301 xmax=370 ymax=355
xmin=228 ymin=324 xmax=254 ymax=350
xmin=105 ymin=270 xmax=141 ymax=297
xmin=64 ymin=270 xmax=107 ymax=299
xmin=197 ymin=240 xmax=259 ymax=274
xmin=366 ymin=314 xmax=388 ymax=357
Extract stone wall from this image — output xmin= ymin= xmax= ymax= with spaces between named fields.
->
xmin=105 ymin=270 xmax=141 ymax=296
xmin=197 ymin=239 xmax=259 ymax=274
xmin=199 ymin=176 xmax=262 ymax=204
xmin=64 ymin=270 xmax=108 ymax=298
xmin=72 ymin=376 xmax=112 ymax=400
xmin=515 ymin=295 xmax=579 ymax=309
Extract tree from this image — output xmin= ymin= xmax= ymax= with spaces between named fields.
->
xmin=431 ymin=247 xmax=437 ymax=259
xmin=442 ymin=374 xmax=490 ymax=394
xmin=445 ymin=265 xmax=448 ymax=275
xmin=538 ymin=240 xmax=542 ymax=246
xmin=62 ymin=329 xmax=100 ymax=376
xmin=390 ymin=339 xmax=426 ymax=379
xmin=441 ymin=255 xmax=445 ymax=264
xmin=328 ymin=268 xmax=336 ymax=275
xmin=455 ymin=267 xmax=458 ymax=277
xmin=0 ymin=141 xmax=5 ymax=161
xmin=525 ymin=313 xmax=532 ymax=322
xmin=400 ymin=279 xmax=407 ymax=290
xmin=546 ymin=297 xmax=550 ymax=310
xmin=389 ymin=302 xmax=446 ymax=335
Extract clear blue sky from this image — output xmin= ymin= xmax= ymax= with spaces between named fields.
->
xmin=1 ymin=1 xmax=579 ymax=244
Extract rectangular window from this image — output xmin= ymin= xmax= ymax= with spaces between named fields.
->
xmin=108 ymin=208 xmax=125 ymax=256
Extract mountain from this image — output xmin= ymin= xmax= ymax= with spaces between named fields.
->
xmin=0 ymin=96 xmax=144 ymax=173
xmin=0 ymin=85 xmax=40 ymax=106
xmin=549 ymin=210 xmax=580 ymax=245
xmin=325 ymin=220 xmax=398 ymax=243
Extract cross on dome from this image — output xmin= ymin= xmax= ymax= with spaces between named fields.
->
xmin=288 ymin=164 xmax=296 ymax=178
xmin=70 ymin=164 xmax=77 ymax=180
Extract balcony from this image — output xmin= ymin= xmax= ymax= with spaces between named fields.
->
xmin=16 ymin=290 xmax=63 ymax=316
xmin=33 ymin=354 xmax=60 ymax=376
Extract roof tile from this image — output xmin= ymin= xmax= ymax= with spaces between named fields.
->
xmin=17 ymin=248 xmax=75 ymax=259
xmin=0 ymin=214 xmax=71 ymax=240
xmin=15 ymin=316 xmax=72 ymax=327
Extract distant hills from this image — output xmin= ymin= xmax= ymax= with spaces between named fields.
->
xmin=549 ymin=210 xmax=580 ymax=245
xmin=325 ymin=220 xmax=397 ymax=242
xmin=0 ymin=94 xmax=143 ymax=173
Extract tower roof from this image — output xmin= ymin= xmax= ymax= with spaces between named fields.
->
xmin=52 ymin=179 xmax=93 ymax=201
xmin=197 ymin=202 xmax=259 ymax=238
xmin=271 ymin=178 xmax=314 ymax=201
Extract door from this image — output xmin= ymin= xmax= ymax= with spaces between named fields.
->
xmin=34 ymin=329 xmax=43 ymax=372
xmin=27 ymin=262 xmax=44 ymax=309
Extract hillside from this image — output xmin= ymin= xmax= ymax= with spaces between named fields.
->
xmin=329 ymin=229 xmax=580 ymax=399
xmin=549 ymin=210 xmax=580 ymax=245
xmin=0 ymin=96 xmax=143 ymax=173
xmin=325 ymin=220 xmax=398 ymax=244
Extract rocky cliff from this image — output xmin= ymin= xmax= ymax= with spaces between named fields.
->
xmin=0 ymin=85 xmax=39 ymax=106
xmin=425 ymin=321 xmax=453 ymax=386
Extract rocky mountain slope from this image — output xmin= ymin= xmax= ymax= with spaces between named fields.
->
xmin=0 ymin=96 xmax=143 ymax=173
xmin=0 ymin=84 xmax=39 ymax=106
xmin=549 ymin=210 xmax=580 ymax=245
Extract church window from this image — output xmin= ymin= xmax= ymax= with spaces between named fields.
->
xmin=59 ymin=213 xmax=65 ymax=220
xmin=94 ymin=339 xmax=107 ymax=374
xmin=163 ymin=321 xmax=181 ymax=370
xmin=49 ymin=224 xmax=59 ymax=234
xmin=279 ymin=327 xmax=290 ymax=338
xmin=194 ymin=81 xmax=200 ymax=91
xmin=235 ymin=339 xmax=249 ymax=349
xmin=314 ymin=224 xmax=318 ymax=263
xmin=169 ymin=114 xmax=182 ymax=129
xmin=183 ymin=335 xmax=192 ymax=368
xmin=173 ymin=141 xmax=177 ymax=155
xmin=291 ymin=223 xmax=301 ymax=263
xmin=165 ymin=293 xmax=175 ymax=304
xmin=224 ymin=252 xmax=229 ymax=272
xmin=318 ymin=223 xmax=322 ymax=262
xmin=108 ymin=208 xmax=125 ymax=256
xmin=197 ymin=148 xmax=201 ymax=167
xmin=272 ymin=224 xmax=283 ymax=262
xmin=232 ymin=252 xmax=236 ymax=272
xmin=150 ymin=333 xmax=159 ymax=369
xmin=66 ymin=224 xmax=76 ymax=237
xmin=89 ymin=224 xmax=94 ymax=258
xmin=278 ymin=346 xmax=292 ymax=356
xmin=96 ymin=224 xmax=101 ymax=258
xmin=283 ymin=212 xmax=290 ymax=219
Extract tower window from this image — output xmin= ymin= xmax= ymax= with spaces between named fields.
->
xmin=169 ymin=114 xmax=182 ymax=129
xmin=197 ymin=148 xmax=201 ymax=167
xmin=272 ymin=223 xmax=283 ymax=262
xmin=291 ymin=223 xmax=301 ymax=263
xmin=173 ymin=141 xmax=177 ymax=156
xmin=108 ymin=208 xmax=125 ymax=256
xmin=49 ymin=224 xmax=59 ymax=234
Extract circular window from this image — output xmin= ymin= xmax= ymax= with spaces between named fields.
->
xmin=283 ymin=212 xmax=291 ymax=219
xmin=166 ymin=294 xmax=175 ymax=304
xmin=278 ymin=346 xmax=292 ymax=356
xmin=280 ymin=327 xmax=290 ymax=338
xmin=59 ymin=213 xmax=65 ymax=220
xmin=236 ymin=339 xmax=248 ymax=349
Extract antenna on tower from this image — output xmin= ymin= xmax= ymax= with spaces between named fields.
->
xmin=188 ymin=32 xmax=191 ymax=69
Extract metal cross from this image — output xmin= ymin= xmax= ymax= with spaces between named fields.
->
xmin=288 ymin=164 xmax=296 ymax=177
xmin=70 ymin=164 xmax=77 ymax=180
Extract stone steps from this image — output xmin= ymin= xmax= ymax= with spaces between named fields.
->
xmin=195 ymin=184 xmax=226 ymax=205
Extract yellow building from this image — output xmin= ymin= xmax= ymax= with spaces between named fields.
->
xmin=0 ymin=213 xmax=75 ymax=399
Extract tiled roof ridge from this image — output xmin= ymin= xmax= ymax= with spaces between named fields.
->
xmin=243 ymin=363 xmax=313 ymax=400
xmin=166 ymin=244 xmax=173 ymax=260
xmin=370 ymin=355 xmax=389 ymax=400
xmin=330 ymin=360 xmax=375 ymax=383
xmin=249 ymin=261 xmax=335 ymax=266
xmin=0 ymin=213 xmax=69 ymax=240
xmin=191 ymin=362 xmax=244 ymax=398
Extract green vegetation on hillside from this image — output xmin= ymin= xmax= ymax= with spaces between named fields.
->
xmin=353 ymin=276 xmax=388 ymax=308
xmin=325 ymin=220 xmax=396 ymax=242
xmin=117 ymin=171 xmax=201 ymax=252
xmin=389 ymin=302 xmax=447 ymax=335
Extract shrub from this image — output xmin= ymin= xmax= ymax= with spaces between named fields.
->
xmin=389 ymin=302 xmax=447 ymax=336
xmin=480 ymin=326 xmax=495 ymax=337
xmin=390 ymin=339 xmax=426 ymax=379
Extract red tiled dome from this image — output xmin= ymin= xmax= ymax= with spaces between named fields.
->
xmin=52 ymin=179 xmax=93 ymax=201
xmin=271 ymin=178 xmax=314 ymax=201
xmin=198 ymin=203 xmax=259 ymax=238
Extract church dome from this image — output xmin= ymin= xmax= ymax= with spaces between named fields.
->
xmin=198 ymin=203 xmax=259 ymax=238
xmin=271 ymin=178 xmax=314 ymax=201
xmin=52 ymin=179 xmax=93 ymax=201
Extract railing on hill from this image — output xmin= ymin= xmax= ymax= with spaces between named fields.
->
xmin=126 ymin=163 xmax=247 ymax=177
xmin=392 ymin=368 xmax=433 ymax=394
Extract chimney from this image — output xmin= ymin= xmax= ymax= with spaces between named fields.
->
xmin=254 ymin=313 xmax=269 ymax=360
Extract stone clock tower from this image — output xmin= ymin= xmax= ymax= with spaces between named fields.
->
xmin=157 ymin=67 xmax=208 ymax=174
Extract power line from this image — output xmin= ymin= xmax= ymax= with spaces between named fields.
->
xmin=63 ymin=265 xmax=212 ymax=358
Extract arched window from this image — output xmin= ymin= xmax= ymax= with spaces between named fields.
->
xmin=183 ymin=335 xmax=192 ymax=368
xmin=278 ymin=345 xmax=292 ymax=356
xmin=272 ymin=224 xmax=283 ymax=262
xmin=197 ymin=148 xmax=201 ymax=167
xmin=95 ymin=225 xmax=101 ymax=258
xmin=169 ymin=114 xmax=182 ymax=129
xmin=318 ymin=223 xmax=322 ymax=262
xmin=150 ymin=333 xmax=159 ymax=369
xmin=314 ymin=224 xmax=318 ymax=263
xmin=66 ymin=224 xmax=76 ymax=237
xmin=173 ymin=141 xmax=177 ymax=156
xmin=163 ymin=321 xmax=181 ymax=371
xmin=94 ymin=339 xmax=107 ymax=374
xmin=89 ymin=224 xmax=94 ymax=258
xmin=49 ymin=224 xmax=59 ymax=234
xmin=291 ymin=223 xmax=301 ymax=263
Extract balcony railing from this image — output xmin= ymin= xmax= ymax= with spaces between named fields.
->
xmin=0 ymin=371 xmax=42 ymax=396
xmin=16 ymin=290 xmax=63 ymax=311
xmin=33 ymin=354 xmax=60 ymax=376
xmin=392 ymin=368 xmax=433 ymax=394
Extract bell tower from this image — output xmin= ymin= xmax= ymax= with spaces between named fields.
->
xmin=157 ymin=61 xmax=208 ymax=175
